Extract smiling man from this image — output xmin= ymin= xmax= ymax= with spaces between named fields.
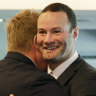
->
xmin=0 ymin=9 xmax=64 ymax=96
xmin=36 ymin=3 xmax=96 ymax=96
xmin=37 ymin=11 xmax=77 ymax=70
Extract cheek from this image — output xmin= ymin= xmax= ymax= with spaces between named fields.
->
xmin=37 ymin=35 xmax=44 ymax=45
xmin=56 ymin=35 xmax=66 ymax=44
xmin=56 ymin=35 xmax=69 ymax=51
xmin=56 ymin=33 xmax=67 ymax=41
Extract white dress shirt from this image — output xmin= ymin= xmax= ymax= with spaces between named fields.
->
xmin=48 ymin=51 xmax=78 ymax=79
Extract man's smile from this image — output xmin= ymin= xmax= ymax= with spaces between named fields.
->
xmin=43 ymin=46 xmax=58 ymax=50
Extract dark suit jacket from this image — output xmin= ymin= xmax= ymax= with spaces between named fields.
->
xmin=0 ymin=52 xmax=64 ymax=96
xmin=57 ymin=56 xmax=96 ymax=96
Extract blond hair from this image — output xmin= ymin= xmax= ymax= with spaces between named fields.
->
xmin=6 ymin=9 xmax=40 ymax=52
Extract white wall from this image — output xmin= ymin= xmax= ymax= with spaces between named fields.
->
xmin=0 ymin=0 xmax=96 ymax=10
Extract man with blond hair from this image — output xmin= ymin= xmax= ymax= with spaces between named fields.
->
xmin=0 ymin=9 xmax=64 ymax=96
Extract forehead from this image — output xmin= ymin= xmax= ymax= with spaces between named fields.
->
xmin=38 ymin=11 xmax=69 ymax=25
xmin=38 ymin=11 xmax=70 ymax=30
xmin=39 ymin=11 xmax=68 ymax=18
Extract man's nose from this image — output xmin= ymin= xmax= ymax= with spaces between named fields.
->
xmin=44 ymin=33 xmax=54 ymax=45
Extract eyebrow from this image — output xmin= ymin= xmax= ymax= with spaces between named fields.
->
xmin=38 ymin=27 xmax=62 ymax=30
xmin=52 ymin=27 xmax=62 ymax=30
xmin=38 ymin=28 xmax=44 ymax=30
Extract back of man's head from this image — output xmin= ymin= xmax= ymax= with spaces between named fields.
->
xmin=6 ymin=9 xmax=40 ymax=53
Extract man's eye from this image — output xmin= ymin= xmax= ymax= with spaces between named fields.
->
xmin=38 ymin=31 xmax=46 ymax=34
xmin=54 ymin=30 xmax=61 ymax=33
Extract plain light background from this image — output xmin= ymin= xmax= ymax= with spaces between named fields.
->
xmin=0 ymin=0 xmax=96 ymax=10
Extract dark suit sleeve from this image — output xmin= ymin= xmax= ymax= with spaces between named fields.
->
xmin=27 ymin=74 xmax=64 ymax=96
xmin=73 ymin=73 xmax=96 ymax=96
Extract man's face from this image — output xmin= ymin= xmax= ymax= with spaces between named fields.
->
xmin=37 ymin=11 xmax=77 ymax=62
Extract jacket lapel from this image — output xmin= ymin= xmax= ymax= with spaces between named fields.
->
xmin=57 ymin=56 xmax=82 ymax=86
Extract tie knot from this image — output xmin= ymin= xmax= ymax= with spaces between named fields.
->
xmin=49 ymin=71 xmax=53 ymax=76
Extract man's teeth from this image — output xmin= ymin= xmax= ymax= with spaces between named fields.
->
xmin=45 ymin=47 xmax=57 ymax=50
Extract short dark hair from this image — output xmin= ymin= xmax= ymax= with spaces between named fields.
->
xmin=41 ymin=3 xmax=77 ymax=31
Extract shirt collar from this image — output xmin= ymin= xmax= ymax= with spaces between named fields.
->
xmin=48 ymin=51 xmax=78 ymax=79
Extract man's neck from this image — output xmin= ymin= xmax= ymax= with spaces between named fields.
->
xmin=49 ymin=51 xmax=75 ymax=71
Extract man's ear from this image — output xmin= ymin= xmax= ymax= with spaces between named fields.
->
xmin=73 ymin=26 xmax=79 ymax=40
xmin=33 ymin=35 xmax=38 ymax=49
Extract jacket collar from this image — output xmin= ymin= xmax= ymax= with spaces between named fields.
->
xmin=5 ymin=52 xmax=35 ymax=67
xmin=57 ymin=56 xmax=82 ymax=86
